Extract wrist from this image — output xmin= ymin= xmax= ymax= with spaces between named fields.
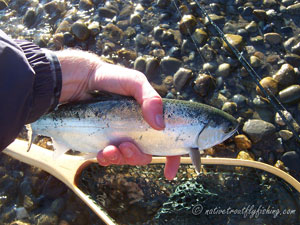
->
xmin=56 ymin=50 xmax=103 ymax=103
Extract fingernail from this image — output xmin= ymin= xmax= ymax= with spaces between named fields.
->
xmin=155 ymin=114 xmax=165 ymax=128
xmin=123 ymin=147 xmax=133 ymax=158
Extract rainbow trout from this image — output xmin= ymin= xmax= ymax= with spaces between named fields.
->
xmin=27 ymin=98 xmax=238 ymax=172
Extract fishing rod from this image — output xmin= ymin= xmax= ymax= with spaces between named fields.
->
xmin=172 ymin=0 xmax=300 ymax=144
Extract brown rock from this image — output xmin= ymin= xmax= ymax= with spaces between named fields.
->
xmin=256 ymin=77 xmax=278 ymax=97
xmin=234 ymin=134 xmax=252 ymax=150
xmin=179 ymin=15 xmax=197 ymax=35
xmin=223 ymin=34 xmax=244 ymax=52
xmin=272 ymin=64 xmax=296 ymax=89
xmin=264 ymin=32 xmax=282 ymax=45
xmin=237 ymin=150 xmax=255 ymax=161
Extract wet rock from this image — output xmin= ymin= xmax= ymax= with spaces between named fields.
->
xmin=199 ymin=44 xmax=216 ymax=61
xmin=279 ymin=85 xmax=300 ymax=104
xmin=264 ymin=32 xmax=282 ymax=44
xmin=98 ymin=7 xmax=117 ymax=18
xmin=23 ymin=9 xmax=36 ymax=28
xmin=253 ymin=9 xmax=267 ymax=20
xmin=157 ymin=0 xmax=170 ymax=8
xmin=245 ymin=21 xmax=258 ymax=33
xmin=274 ymin=160 xmax=286 ymax=171
xmin=281 ymin=151 xmax=300 ymax=173
xmin=272 ymin=64 xmax=296 ymax=89
xmin=253 ymin=108 xmax=274 ymax=123
xmin=256 ymin=77 xmax=278 ymax=97
xmin=279 ymin=130 xmax=293 ymax=141
xmin=152 ymin=48 xmax=165 ymax=58
xmin=124 ymin=27 xmax=136 ymax=39
xmin=250 ymin=55 xmax=262 ymax=68
xmin=134 ymin=56 xmax=146 ymax=73
xmin=63 ymin=32 xmax=75 ymax=47
xmin=291 ymin=42 xmax=300 ymax=55
xmin=286 ymin=3 xmax=300 ymax=14
xmin=56 ymin=20 xmax=71 ymax=34
xmin=192 ymin=28 xmax=207 ymax=45
xmin=223 ymin=34 xmax=244 ymax=52
xmin=36 ymin=212 xmax=58 ymax=225
xmin=284 ymin=54 xmax=300 ymax=67
xmin=130 ymin=13 xmax=141 ymax=26
xmin=0 ymin=0 xmax=8 ymax=10
xmin=71 ymin=21 xmax=90 ymax=41
xmin=250 ymin=35 xmax=264 ymax=45
xmin=88 ymin=22 xmax=100 ymax=36
xmin=153 ymin=26 xmax=164 ymax=42
xmin=234 ymin=134 xmax=252 ymax=150
xmin=203 ymin=62 xmax=217 ymax=73
xmin=221 ymin=102 xmax=237 ymax=114
xmin=23 ymin=194 xmax=37 ymax=211
xmin=119 ymin=4 xmax=133 ymax=19
xmin=275 ymin=110 xmax=292 ymax=126
xmin=242 ymin=119 xmax=276 ymax=143
xmin=237 ymin=150 xmax=255 ymax=161
xmin=162 ymin=76 xmax=173 ymax=90
xmin=231 ymin=94 xmax=248 ymax=108
xmin=135 ymin=34 xmax=148 ymax=48
xmin=79 ymin=0 xmax=93 ymax=11
xmin=215 ymin=63 xmax=230 ymax=77
xmin=160 ymin=57 xmax=182 ymax=75
xmin=50 ymin=198 xmax=65 ymax=214
xmin=284 ymin=37 xmax=297 ymax=52
xmin=179 ymin=15 xmax=197 ymax=35
xmin=204 ymin=14 xmax=225 ymax=25
xmin=117 ymin=48 xmax=137 ymax=61
xmin=193 ymin=74 xmax=216 ymax=97
xmin=103 ymin=24 xmax=123 ymax=43
xmin=206 ymin=92 xmax=227 ymax=109
xmin=44 ymin=0 xmax=65 ymax=19
xmin=173 ymin=68 xmax=193 ymax=91
xmin=268 ymin=152 xmax=276 ymax=165
xmin=145 ymin=57 xmax=159 ymax=80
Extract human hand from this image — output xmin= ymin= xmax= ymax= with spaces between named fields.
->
xmin=56 ymin=50 xmax=180 ymax=180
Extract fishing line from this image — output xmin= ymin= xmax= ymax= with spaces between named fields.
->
xmin=175 ymin=0 xmax=300 ymax=144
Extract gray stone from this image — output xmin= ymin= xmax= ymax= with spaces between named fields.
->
xmin=134 ymin=56 xmax=146 ymax=73
xmin=264 ymin=32 xmax=282 ymax=45
xmin=242 ymin=119 xmax=276 ymax=143
xmin=160 ymin=57 xmax=182 ymax=75
xmin=284 ymin=54 xmax=300 ymax=67
xmin=173 ymin=68 xmax=193 ymax=91
xmin=272 ymin=64 xmax=296 ymax=89
xmin=98 ymin=7 xmax=117 ymax=18
xmin=286 ymin=3 xmax=300 ymax=14
xmin=215 ymin=63 xmax=230 ymax=77
xmin=145 ymin=57 xmax=159 ymax=80
xmin=23 ymin=9 xmax=36 ymax=28
xmin=279 ymin=85 xmax=300 ymax=104
xmin=79 ymin=0 xmax=93 ymax=11
xmin=281 ymin=151 xmax=300 ymax=172
xmin=135 ymin=34 xmax=148 ymax=48
xmin=71 ymin=21 xmax=90 ymax=41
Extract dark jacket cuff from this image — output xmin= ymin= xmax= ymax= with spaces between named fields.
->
xmin=15 ymin=40 xmax=62 ymax=123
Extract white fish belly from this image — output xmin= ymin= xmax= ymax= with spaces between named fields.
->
xmin=34 ymin=118 xmax=202 ymax=156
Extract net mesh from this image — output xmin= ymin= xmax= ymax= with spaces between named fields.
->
xmin=77 ymin=163 xmax=300 ymax=225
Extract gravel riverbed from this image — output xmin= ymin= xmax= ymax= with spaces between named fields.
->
xmin=1 ymin=0 xmax=300 ymax=224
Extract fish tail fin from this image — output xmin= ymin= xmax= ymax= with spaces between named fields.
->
xmin=189 ymin=148 xmax=201 ymax=174
xmin=26 ymin=124 xmax=37 ymax=152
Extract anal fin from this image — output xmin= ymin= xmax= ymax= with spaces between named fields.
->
xmin=52 ymin=138 xmax=70 ymax=159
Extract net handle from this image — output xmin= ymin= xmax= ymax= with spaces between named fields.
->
xmin=151 ymin=157 xmax=300 ymax=193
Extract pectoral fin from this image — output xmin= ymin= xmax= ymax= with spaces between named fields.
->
xmin=26 ymin=124 xmax=37 ymax=152
xmin=189 ymin=148 xmax=201 ymax=174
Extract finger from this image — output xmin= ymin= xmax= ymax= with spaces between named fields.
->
xmin=97 ymin=145 xmax=125 ymax=165
xmin=141 ymin=97 xmax=165 ymax=130
xmin=164 ymin=156 xmax=181 ymax=180
xmin=119 ymin=142 xmax=152 ymax=165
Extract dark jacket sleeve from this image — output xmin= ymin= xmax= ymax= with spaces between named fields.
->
xmin=0 ymin=30 xmax=62 ymax=151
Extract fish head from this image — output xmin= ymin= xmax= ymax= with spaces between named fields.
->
xmin=196 ymin=109 xmax=238 ymax=151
